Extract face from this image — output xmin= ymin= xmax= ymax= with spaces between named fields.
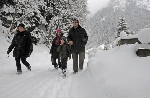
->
xmin=61 ymin=40 xmax=65 ymax=45
xmin=18 ymin=26 xmax=25 ymax=32
xmin=57 ymin=31 xmax=61 ymax=36
xmin=73 ymin=20 xmax=79 ymax=28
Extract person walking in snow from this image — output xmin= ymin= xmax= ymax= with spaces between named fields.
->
xmin=7 ymin=23 xmax=33 ymax=74
xmin=50 ymin=28 xmax=63 ymax=69
xmin=67 ymin=19 xmax=88 ymax=74
xmin=57 ymin=36 xmax=71 ymax=75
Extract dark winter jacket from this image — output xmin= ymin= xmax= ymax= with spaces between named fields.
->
xmin=67 ymin=25 xmax=88 ymax=53
xmin=50 ymin=35 xmax=63 ymax=58
xmin=8 ymin=30 xmax=33 ymax=58
xmin=57 ymin=43 xmax=71 ymax=59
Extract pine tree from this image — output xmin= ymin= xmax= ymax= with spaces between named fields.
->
xmin=115 ymin=16 xmax=130 ymax=38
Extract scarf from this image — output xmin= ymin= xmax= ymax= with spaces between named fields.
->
xmin=55 ymin=36 xmax=61 ymax=45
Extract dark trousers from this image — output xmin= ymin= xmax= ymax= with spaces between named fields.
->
xmin=61 ymin=58 xmax=67 ymax=70
xmin=51 ymin=56 xmax=61 ymax=67
xmin=15 ymin=57 xmax=30 ymax=70
xmin=72 ymin=52 xmax=85 ymax=72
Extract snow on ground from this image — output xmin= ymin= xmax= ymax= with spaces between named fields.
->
xmin=1 ymin=28 xmax=150 ymax=98
xmin=0 ymin=31 xmax=88 ymax=98
xmin=70 ymin=44 xmax=150 ymax=98
xmin=138 ymin=28 xmax=150 ymax=44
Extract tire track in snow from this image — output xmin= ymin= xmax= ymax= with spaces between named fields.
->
xmin=21 ymin=69 xmax=74 ymax=98
xmin=0 ymin=52 xmax=88 ymax=98
xmin=0 ymin=69 xmax=59 ymax=98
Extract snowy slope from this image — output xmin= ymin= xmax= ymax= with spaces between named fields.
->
xmin=0 ymin=30 xmax=88 ymax=98
xmin=1 ymin=26 xmax=150 ymax=98
xmin=70 ymin=44 xmax=150 ymax=98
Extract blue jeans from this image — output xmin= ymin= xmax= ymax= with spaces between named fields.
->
xmin=61 ymin=58 xmax=67 ymax=70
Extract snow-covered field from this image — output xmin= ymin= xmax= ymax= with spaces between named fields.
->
xmin=0 ymin=31 xmax=89 ymax=98
xmin=1 ymin=28 xmax=150 ymax=98
xmin=74 ymin=44 xmax=150 ymax=98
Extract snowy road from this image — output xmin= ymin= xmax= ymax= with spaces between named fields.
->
xmin=0 ymin=44 xmax=88 ymax=98
xmin=2 ymin=31 xmax=150 ymax=98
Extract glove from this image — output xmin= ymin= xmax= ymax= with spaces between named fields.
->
xmin=7 ymin=50 xmax=10 ymax=54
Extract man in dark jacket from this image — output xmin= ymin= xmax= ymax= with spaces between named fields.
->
xmin=7 ymin=23 xmax=33 ymax=74
xmin=67 ymin=19 xmax=88 ymax=73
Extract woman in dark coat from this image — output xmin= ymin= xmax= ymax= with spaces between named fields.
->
xmin=50 ymin=28 xmax=63 ymax=69
xmin=7 ymin=23 xmax=33 ymax=74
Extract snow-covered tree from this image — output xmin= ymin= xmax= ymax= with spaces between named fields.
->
xmin=45 ymin=0 xmax=88 ymax=47
xmin=86 ymin=0 xmax=150 ymax=49
xmin=0 ymin=0 xmax=88 ymax=47
xmin=69 ymin=0 xmax=88 ymax=25
xmin=116 ymin=16 xmax=130 ymax=38
xmin=0 ymin=0 xmax=15 ymax=9
xmin=103 ymin=37 xmax=112 ymax=50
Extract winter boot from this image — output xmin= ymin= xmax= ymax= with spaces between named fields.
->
xmin=54 ymin=65 xmax=58 ymax=69
xmin=62 ymin=69 xmax=66 ymax=74
xmin=17 ymin=70 xmax=22 ymax=74
xmin=58 ymin=63 xmax=62 ymax=69
xmin=73 ymin=70 xmax=78 ymax=74
xmin=27 ymin=65 xmax=31 ymax=71
xmin=62 ymin=69 xmax=66 ymax=76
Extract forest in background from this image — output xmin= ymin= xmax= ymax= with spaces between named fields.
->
xmin=0 ymin=0 xmax=88 ymax=48
xmin=1 ymin=0 xmax=150 ymax=50
xmin=86 ymin=0 xmax=150 ymax=49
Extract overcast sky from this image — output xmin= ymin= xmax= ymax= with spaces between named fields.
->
xmin=87 ymin=0 xmax=110 ymax=16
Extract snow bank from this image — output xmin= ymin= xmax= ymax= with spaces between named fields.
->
xmin=138 ymin=28 xmax=150 ymax=44
xmin=70 ymin=44 xmax=150 ymax=98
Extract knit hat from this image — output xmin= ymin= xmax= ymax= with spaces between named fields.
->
xmin=61 ymin=36 xmax=66 ymax=41
xmin=18 ymin=23 xmax=25 ymax=28
xmin=56 ymin=28 xmax=62 ymax=33
xmin=73 ymin=18 xmax=79 ymax=23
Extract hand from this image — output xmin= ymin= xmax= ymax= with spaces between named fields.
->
xmin=69 ymin=41 xmax=73 ymax=45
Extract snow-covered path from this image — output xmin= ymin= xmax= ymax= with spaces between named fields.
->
xmin=1 ymin=31 xmax=150 ymax=98
xmin=0 ymin=44 xmax=88 ymax=98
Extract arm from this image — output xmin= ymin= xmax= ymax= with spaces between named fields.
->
xmin=67 ymin=29 xmax=73 ymax=45
xmin=28 ymin=32 xmax=33 ymax=54
xmin=67 ymin=29 xmax=72 ymax=41
xmin=82 ymin=28 xmax=88 ymax=45
xmin=50 ymin=38 xmax=56 ymax=54
xmin=67 ymin=45 xmax=71 ymax=59
xmin=7 ymin=36 xmax=16 ymax=54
